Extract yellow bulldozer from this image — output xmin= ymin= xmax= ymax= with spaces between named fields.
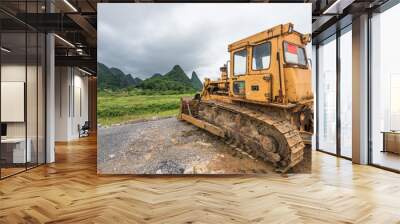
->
xmin=179 ymin=23 xmax=313 ymax=173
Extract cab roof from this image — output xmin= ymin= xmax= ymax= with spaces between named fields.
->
xmin=228 ymin=23 xmax=310 ymax=52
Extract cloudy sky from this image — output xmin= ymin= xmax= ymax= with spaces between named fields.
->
xmin=98 ymin=3 xmax=311 ymax=81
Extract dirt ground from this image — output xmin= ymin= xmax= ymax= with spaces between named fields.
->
xmin=98 ymin=117 xmax=274 ymax=174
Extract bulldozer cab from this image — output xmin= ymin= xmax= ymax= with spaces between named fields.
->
xmin=227 ymin=23 xmax=312 ymax=105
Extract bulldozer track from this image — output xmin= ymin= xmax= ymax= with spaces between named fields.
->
xmin=199 ymin=100 xmax=305 ymax=172
xmin=227 ymin=143 xmax=256 ymax=160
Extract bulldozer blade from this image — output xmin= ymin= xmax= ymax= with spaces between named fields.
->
xmin=180 ymin=113 xmax=225 ymax=138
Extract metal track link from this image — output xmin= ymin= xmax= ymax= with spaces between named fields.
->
xmin=199 ymin=100 xmax=305 ymax=172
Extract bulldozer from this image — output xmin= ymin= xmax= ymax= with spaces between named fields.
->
xmin=178 ymin=23 xmax=313 ymax=173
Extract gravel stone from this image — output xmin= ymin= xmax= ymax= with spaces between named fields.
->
xmin=98 ymin=117 xmax=273 ymax=174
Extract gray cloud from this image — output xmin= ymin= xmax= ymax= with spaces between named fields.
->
xmin=98 ymin=3 xmax=311 ymax=80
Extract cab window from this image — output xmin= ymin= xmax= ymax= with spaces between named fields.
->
xmin=233 ymin=49 xmax=247 ymax=75
xmin=283 ymin=42 xmax=307 ymax=66
xmin=252 ymin=42 xmax=271 ymax=70
xmin=233 ymin=81 xmax=245 ymax=95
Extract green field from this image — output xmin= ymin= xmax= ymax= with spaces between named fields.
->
xmin=97 ymin=89 xmax=195 ymax=126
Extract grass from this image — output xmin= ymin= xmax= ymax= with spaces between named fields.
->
xmin=97 ymin=89 xmax=195 ymax=126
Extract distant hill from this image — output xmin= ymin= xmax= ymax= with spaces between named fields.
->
xmin=132 ymin=77 xmax=142 ymax=85
xmin=98 ymin=63 xmax=142 ymax=90
xmin=137 ymin=65 xmax=201 ymax=92
xmin=98 ymin=63 xmax=202 ymax=92
xmin=151 ymin=73 xmax=162 ymax=78
xmin=98 ymin=63 xmax=119 ymax=90
xmin=190 ymin=71 xmax=203 ymax=90
xmin=164 ymin=65 xmax=192 ymax=84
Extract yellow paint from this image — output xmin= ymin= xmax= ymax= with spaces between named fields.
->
xmin=201 ymin=23 xmax=313 ymax=105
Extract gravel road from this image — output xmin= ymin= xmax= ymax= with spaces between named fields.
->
xmin=98 ymin=117 xmax=273 ymax=174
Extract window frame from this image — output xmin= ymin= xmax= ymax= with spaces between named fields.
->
xmin=233 ymin=48 xmax=248 ymax=76
xmin=251 ymin=41 xmax=272 ymax=71
xmin=282 ymin=41 xmax=308 ymax=68
xmin=233 ymin=80 xmax=246 ymax=96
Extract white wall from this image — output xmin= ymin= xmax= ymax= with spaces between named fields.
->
xmin=1 ymin=65 xmax=26 ymax=139
xmin=0 ymin=65 xmax=42 ymax=137
xmin=55 ymin=67 xmax=89 ymax=141
xmin=70 ymin=72 xmax=89 ymax=138
xmin=55 ymin=66 xmax=70 ymax=141
xmin=1 ymin=63 xmax=46 ymax=164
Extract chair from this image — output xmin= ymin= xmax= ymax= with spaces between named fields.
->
xmin=79 ymin=121 xmax=90 ymax=138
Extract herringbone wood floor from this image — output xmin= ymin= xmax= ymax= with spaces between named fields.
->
xmin=1 ymin=135 xmax=400 ymax=224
